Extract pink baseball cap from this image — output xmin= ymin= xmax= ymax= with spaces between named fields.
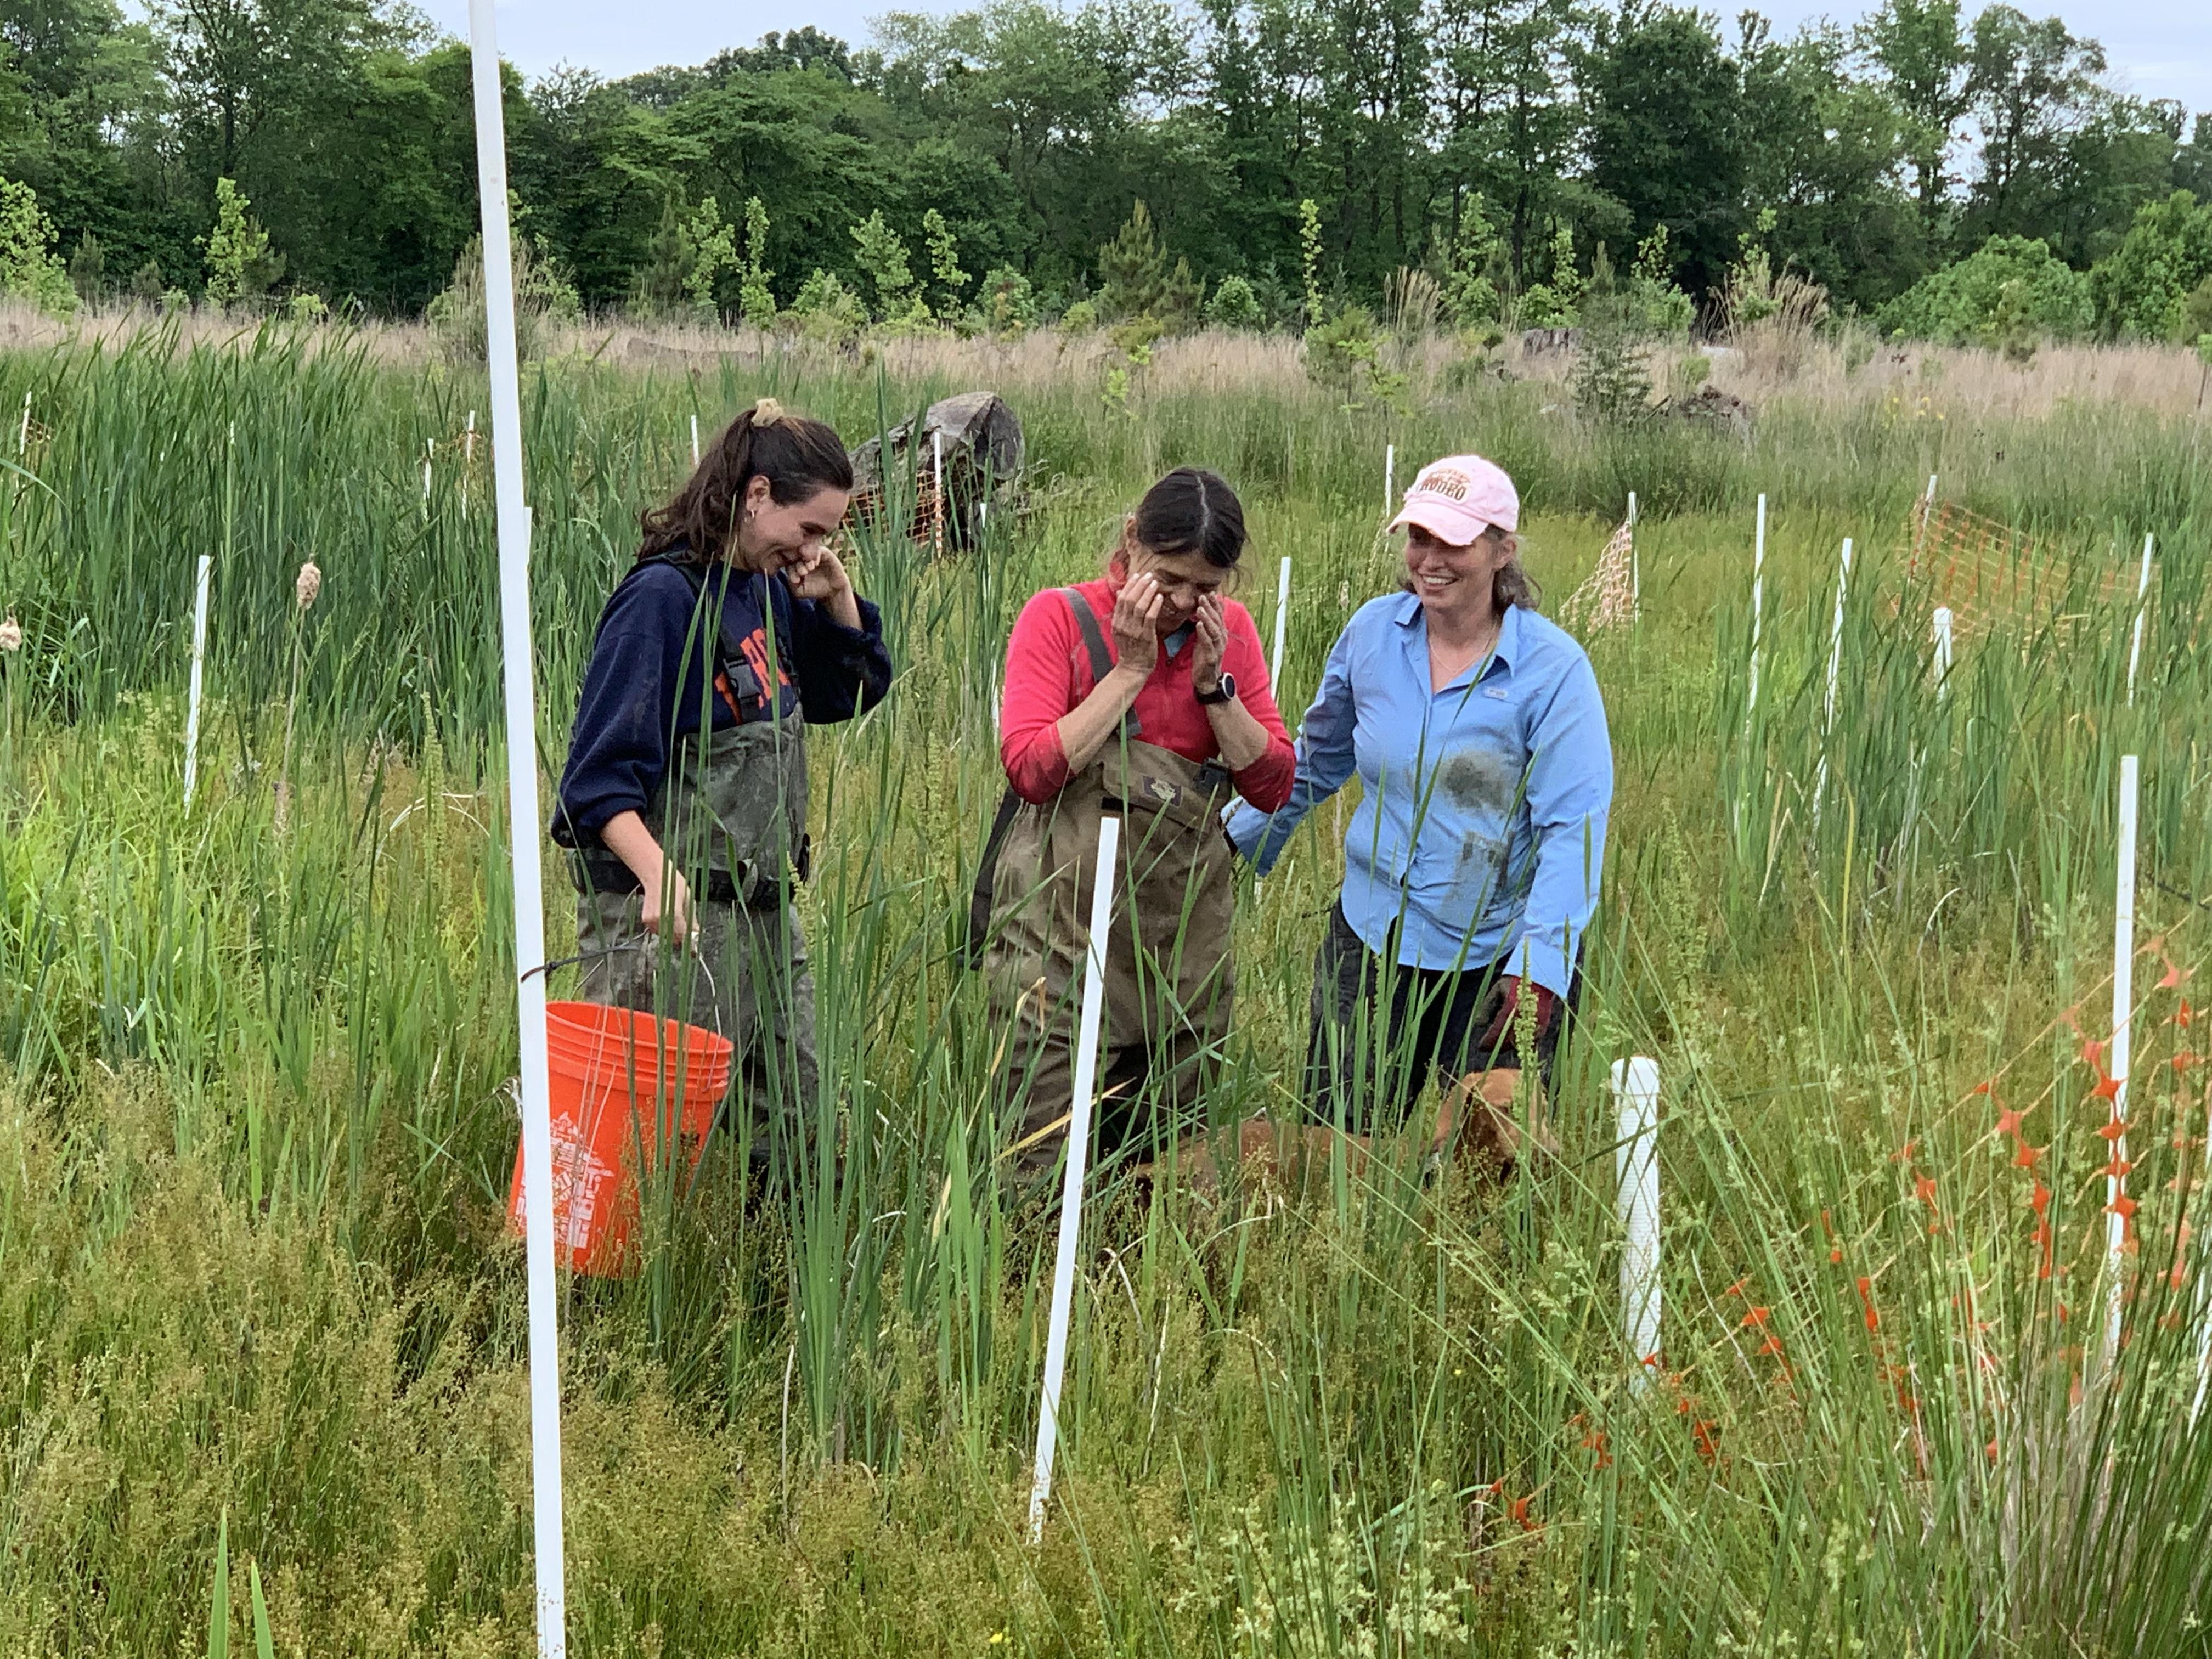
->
xmin=1388 ymin=455 xmax=1519 ymax=545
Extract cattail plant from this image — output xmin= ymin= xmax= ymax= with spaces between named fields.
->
xmin=274 ymin=557 xmax=320 ymax=830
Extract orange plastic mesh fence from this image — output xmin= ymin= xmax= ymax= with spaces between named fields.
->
xmin=1898 ymin=497 xmax=2135 ymax=645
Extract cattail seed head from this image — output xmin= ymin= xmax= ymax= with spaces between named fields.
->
xmin=295 ymin=561 xmax=322 ymax=610
xmin=0 ymin=616 xmax=19 ymax=652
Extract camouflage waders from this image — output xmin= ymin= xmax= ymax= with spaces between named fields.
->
xmin=573 ymin=594 xmax=818 ymax=1161
xmin=969 ymin=589 xmax=1237 ymax=1177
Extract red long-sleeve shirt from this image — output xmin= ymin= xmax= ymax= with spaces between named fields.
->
xmin=998 ymin=578 xmax=1297 ymax=810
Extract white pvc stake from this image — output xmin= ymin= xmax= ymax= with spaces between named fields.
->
xmin=2125 ymin=533 xmax=2154 ymax=706
xmin=183 ymin=555 xmax=212 ymax=806
xmin=1030 ymin=814 xmax=1121 ymax=1544
xmin=422 ymin=438 xmax=434 ymax=514
xmin=468 ymin=5 xmax=565 ymax=1654
xmin=1627 ymin=491 xmax=1641 ymax=617
xmin=1383 ymin=443 xmax=1395 ymax=511
xmin=15 ymin=391 xmax=27 ymax=453
xmin=690 ymin=414 xmax=700 ymax=467
xmin=2103 ymin=755 xmax=2140 ymax=1376
xmin=1812 ymin=537 xmax=1853 ymax=822
xmin=1932 ymin=606 xmax=1954 ymax=701
xmin=2194 ymin=1093 xmax=2212 ymax=1420
xmin=933 ymin=429 xmax=946 ymax=552
xmin=1916 ymin=472 xmax=1938 ymax=554
xmin=1612 ymin=1057 xmax=1662 ymax=1391
xmin=1269 ymin=556 xmax=1291 ymax=693
xmin=1746 ymin=494 xmax=1766 ymax=713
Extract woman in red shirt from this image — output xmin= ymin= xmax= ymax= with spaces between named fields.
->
xmin=969 ymin=467 xmax=1295 ymax=1177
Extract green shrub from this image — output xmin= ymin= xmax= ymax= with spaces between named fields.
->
xmin=2087 ymin=190 xmax=2212 ymax=341
xmin=1878 ymin=235 xmax=2092 ymax=346
xmin=1204 ymin=274 xmax=1263 ymax=331
xmin=0 ymin=176 xmax=80 ymax=317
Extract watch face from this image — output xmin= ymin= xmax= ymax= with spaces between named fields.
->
xmin=1219 ymin=672 xmax=1237 ymax=700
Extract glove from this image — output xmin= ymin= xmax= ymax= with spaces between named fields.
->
xmin=1477 ymin=975 xmax=1560 ymax=1061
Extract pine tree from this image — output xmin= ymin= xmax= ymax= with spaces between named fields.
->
xmin=1098 ymin=200 xmax=1197 ymax=330
xmin=633 ymin=196 xmax=696 ymax=316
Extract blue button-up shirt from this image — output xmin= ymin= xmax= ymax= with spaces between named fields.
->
xmin=1224 ymin=594 xmax=1612 ymax=998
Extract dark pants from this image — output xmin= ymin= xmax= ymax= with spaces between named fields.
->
xmin=1303 ymin=900 xmax=1579 ymax=1135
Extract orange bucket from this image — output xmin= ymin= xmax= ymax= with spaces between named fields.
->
xmin=507 ymin=1000 xmax=734 ymax=1277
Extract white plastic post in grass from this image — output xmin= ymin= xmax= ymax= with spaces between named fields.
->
xmin=182 ymin=555 xmax=212 ymax=806
xmin=1269 ymin=555 xmax=1291 ymax=693
xmin=468 ymin=3 xmax=566 ymax=1655
xmin=1932 ymin=606 xmax=1954 ymax=701
xmin=1612 ymin=1057 xmax=1662 ymax=1393
xmin=1030 ymin=814 xmax=1122 ymax=1544
xmin=1746 ymin=494 xmax=1766 ymax=714
xmin=1384 ymin=443 xmax=1395 ymax=512
xmin=1812 ymin=537 xmax=1853 ymax=822
xmin=1915 ymin=472 xmax=1938 ymax=555
xmin=1628 ymin=491 xmax=1641 ymax=616
xmin=15 ymin=391 xmax=27 ymax=453
xmin=2102 ymin=754 xmax=2140 ymax=1376
xmin=422 ymin=438 xmax=434 ymax=515
xmin=690 ymin=413 xmax=700 ymax=467
xmin=2125 ymin=533 xmax=2154 ymax=707
xmin=933 ymin=429 xmax=947 ymax=553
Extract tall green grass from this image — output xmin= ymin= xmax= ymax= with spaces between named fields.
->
xmin=3 ymin=325 xmax=2211 ymax=1655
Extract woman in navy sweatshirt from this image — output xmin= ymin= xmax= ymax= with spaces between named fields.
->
xmin=554 ymin=399 xmax=892 ymax=1163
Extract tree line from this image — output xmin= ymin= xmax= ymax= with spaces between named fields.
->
xmin=4 ymin=0 xmax=2211 ymax=340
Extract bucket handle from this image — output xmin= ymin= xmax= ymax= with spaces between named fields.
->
xmin=522 ymin=940 xmax=724 ymax=1030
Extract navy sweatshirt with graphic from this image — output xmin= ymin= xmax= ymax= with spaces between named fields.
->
xmin=554 ymin=556 xmax=892 ymax=849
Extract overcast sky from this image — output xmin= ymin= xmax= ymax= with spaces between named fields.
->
xmin=413 ymin=0 xmax=2208 ymax=122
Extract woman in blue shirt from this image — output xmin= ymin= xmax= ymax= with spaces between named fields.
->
xmin=554 ymin=400 xmax=892 ymax=1163
xmin=1226 ymin=454 xmax=1612 ymax=1170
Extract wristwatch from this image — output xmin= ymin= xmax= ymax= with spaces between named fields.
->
xmin=1196 ymin=671 xmax=1238 ymax=706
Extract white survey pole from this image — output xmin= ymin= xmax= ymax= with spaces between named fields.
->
xmin=1030 ymin=814 xmax=1121 ymax=1543
xmin=2125 ymin=533 xmax=2153 ymax=707
xmin=183 ymin=555 xmax=212 ymax=806
xmin=689 ymin=413 xmax=700 ymax=467
xmin=2103 ymin=755 xmax=2139 ymax=1375
xmin=1932 ymin=606 xmax=1954 ymax=701
xmin=1383 ymin=443 xmax=1395 ymax=512
xmin=468 ymin=8 xmax=566 ymax=1656
xmin=1746 ymin=494 xmax=1766 ymax=714
xmin=1612 ymin=1058 xmax=1661 ymax=1391
xmin=1915 ymin=472 xmax=1938 ymax=556
xmin=1628 ymin=491 xmax=1640 ymax=616
xmin=1813 ymin=537 xmax=1853 ymax=822
xmin=1269 ymin=556 xmax=1291 ymax=694
xmin=422 ymin=438 xmax=433 ymax=514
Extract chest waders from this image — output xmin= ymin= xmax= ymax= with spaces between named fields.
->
xmin=572 ymin=560 xmax=817 ymax=1166
xmin=967 ymin=589 xmax=1237 ymax=1177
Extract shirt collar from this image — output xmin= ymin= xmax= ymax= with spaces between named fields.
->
xmin=1393 ymin=592 xmax=1523 ymax=679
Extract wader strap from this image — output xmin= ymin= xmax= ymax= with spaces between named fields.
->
xmin=963 ymin=786 xmax=1026 ymax=970
xmin=641 ymin=553 xmax=769 ymax=720
xmin=1060 ymin=586 xmax=1139 ymax=739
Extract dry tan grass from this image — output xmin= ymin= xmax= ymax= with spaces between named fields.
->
xmin=6 ymin=297 xmax=2208 ymax=423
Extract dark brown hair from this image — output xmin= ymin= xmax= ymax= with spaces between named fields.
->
xmin=639 ymin=399 xmax=853 ymax=563
xmin=1128 ymin=466 xmax=1248 ymax=569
